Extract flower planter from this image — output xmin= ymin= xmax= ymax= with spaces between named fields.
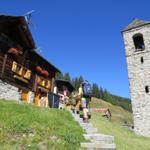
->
xmin=41 ymin=70 xmax=49 ymax=77
xmin=8 ymin=48 xmax=18 ymax=56
xmin=35 ymin=66 xmax=42 ymax=73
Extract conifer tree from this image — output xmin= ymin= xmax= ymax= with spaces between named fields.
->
xmin=92 ymin=83 xmax=100 ymax=98
xmin=55 ymin=72 xmax=64 ymax=79
xmin=63 ymin=72 xmax=71 ymax=81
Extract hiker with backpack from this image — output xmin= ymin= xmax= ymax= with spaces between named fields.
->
xmin=78 ymin=80 xmax=92 ymax=123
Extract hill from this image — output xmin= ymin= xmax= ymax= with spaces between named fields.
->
xmin=90 ymin=98 xmax=150 ymax=150
xmin=0 ymin=99 xmax=84 ymax=150
xmin=90 ymin=97 xmax=133 ymax=125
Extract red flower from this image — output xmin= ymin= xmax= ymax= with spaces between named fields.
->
xmin=35 ymin=66 xmax=42 ymax=73
xmin=41 ymin=70 xmax=49 ymax=77
xmin=8 ymin=48 xmax=18 ymax=55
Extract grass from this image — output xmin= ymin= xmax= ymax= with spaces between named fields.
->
xmin=0 ymin=99 xmax=84 ymax=150
xmin=90 ymin=98 xmax=150 ymax=150
xmin=1 ymin=97 xmax=149 ymax=150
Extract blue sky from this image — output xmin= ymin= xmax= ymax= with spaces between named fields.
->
xmin=1 ymin=0 xmax=150 ymax=98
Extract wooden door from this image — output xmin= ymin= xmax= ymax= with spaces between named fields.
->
xmin=21 ymin=90 xmax=29 ymax=103
xmin=34 ymin=94 xmax=39 ymax=106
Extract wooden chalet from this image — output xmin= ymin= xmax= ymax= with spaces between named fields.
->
xmin=0 ymin=15 xmax=60 ymax=106
xmin=54 ymin=79 xmax=75 ymax=96
xmin=53 ymin=79 xmax=75 ymax=108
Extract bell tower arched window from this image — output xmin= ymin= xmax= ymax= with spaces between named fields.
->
xmin=133 ymin=34 xmax=145 ymax=51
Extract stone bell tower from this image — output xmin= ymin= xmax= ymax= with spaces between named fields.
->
xmin=122 ymin=19 xmax=150 ymax=137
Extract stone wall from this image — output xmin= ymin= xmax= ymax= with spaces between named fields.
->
xmin=0 ymin=79 xmax=20 ymax=101
xmin=123 ymin=25 xmax=150 ymax=137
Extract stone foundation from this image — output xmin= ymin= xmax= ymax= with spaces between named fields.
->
xmin=0 ymin=79 xmax=20 ymax=101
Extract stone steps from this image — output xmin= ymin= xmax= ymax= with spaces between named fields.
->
xmin=81 ymin=142 xmax=116 ymax=150
xmin=81 ymin=124 xmax=93 ymax=128
xmin=70 ymin=110 xmax=116 ymax=150
xmin=85 ymin=127 xmax=98 ymax=134
xmin=83 ymin=134 xmax=114 ymax=143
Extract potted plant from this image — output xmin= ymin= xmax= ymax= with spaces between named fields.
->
xmin=8 ymin=48 xmax=18 ymax=55
xmin=41 ymin=70 xmax=49 ymax=77
xmin=35 ymin=66 xmax=42 ymax=73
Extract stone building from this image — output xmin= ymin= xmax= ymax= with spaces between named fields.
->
xmin=122 ymin=19 xmax=150 ymax=137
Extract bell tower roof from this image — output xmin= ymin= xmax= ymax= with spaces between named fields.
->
xmin=122 ymin=19 xmax=150 ymax=32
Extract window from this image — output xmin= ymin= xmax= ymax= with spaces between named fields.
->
xmin=23 ymin=69 xmax=31 ymax=79
xmin=133 ymin=34 xmax=145 ymax=50
xmin=38 ymin=76 xmax=51 ymax=89
xmin=12 ymin=61 xmax=31 ymax=79
xmin=46 ymin=80 xmax=51 ymax=89
xmin=145 ymin=86 xmax=149 ymax=93
xmin=141 ymin=57 xmax=144 ymax=63
xmin=12 ymin=61 xmax=17 ymax=72
xmin=14 ymin=63 xmax=23 ymax=76
xmin=41 ymin=79 xmax=46 ymax=87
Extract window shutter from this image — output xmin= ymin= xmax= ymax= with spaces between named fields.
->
xmin=12 ymin=61 xmax=17 ymax=72
xmin=24 ymin=69 xmax=31 ymax=79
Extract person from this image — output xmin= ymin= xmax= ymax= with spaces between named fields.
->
xmin=75 ymin=89 xmax=81 ymax=114
xmin=71 ymin=93 xmax=76 ymax=113
xmin=78 ymin=83 xmax=89 ymax=123
xmin=62 ymin=86 xmax=71 ymax=110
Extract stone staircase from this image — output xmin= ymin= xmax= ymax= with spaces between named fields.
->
xmin=71 ymin=111 xmax=116 ymax=150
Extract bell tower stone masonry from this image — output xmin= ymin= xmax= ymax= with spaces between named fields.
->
xmin=122 ymin=19 xmax=150 ymax=137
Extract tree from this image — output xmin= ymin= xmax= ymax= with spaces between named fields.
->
xmin=72 ymin=77 xmax=79 ymax=90
xmin=71 ymin=75 xmax=84 ymax=90
xmin=78 ymin=75 xmax=84 ymax=89
xmin=55 ymin=72 xmax=63 ymax=80
xmin=102 ymin=89 xmax=113 ymax=103
xmin=92 ymin=83 xmax=100 ymax=98
xmin=63 ymin=72 xmax=71 ymax=81
xmin=99 ymin=87 xmax=104 ymax=99
xmin=79 ymin=76 xmax=84 ymax=83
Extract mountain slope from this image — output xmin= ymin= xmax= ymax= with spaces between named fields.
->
xmin=90 ymin=98 xmax=150 ymax=150
xmin=90 ymin=97 xmax=133 ymax=125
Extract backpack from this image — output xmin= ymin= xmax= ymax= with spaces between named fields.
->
xmin=82 ymin=80 xmax=92 ymax=98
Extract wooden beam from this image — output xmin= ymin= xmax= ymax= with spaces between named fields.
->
xmin=38 ymin=86 xmax=49 ymax=92
xmin=33 ymin=74 xmax=38 ymax=92
xmin=1 ymin=54 xmax=7 ymax=78
xmin=51 ymin=77 xmax=55 ymax=92
xmin=13 ymin=75 xmax=28 ymax=83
